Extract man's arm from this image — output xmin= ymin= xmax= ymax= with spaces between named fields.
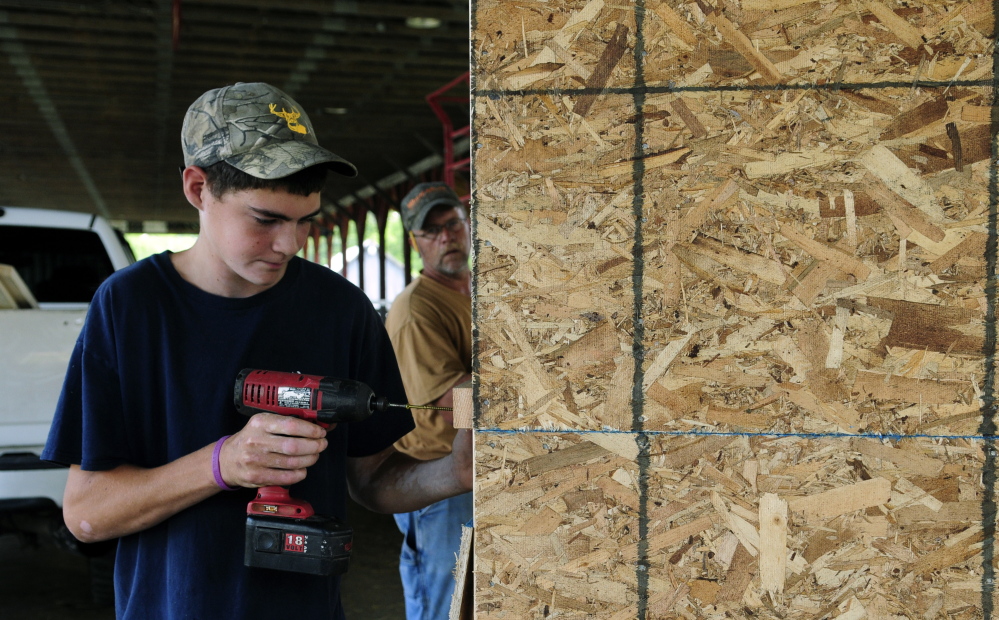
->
xmin=346 ymin=373 xmax=473 ymax=513
xmin=62 ymin=413 xmax=328 ymax=543
xmin=346 ymin=428 xmax=472 ymax=514
xmin=345 ymin=373 xmax=474 ymax=514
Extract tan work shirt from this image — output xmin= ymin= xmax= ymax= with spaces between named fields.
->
xmin=386 ymin=275 xmax=471 ymax=460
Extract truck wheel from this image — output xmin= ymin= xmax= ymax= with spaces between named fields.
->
xmin=53 ymin=524 xmax=116 ymax=607
xmin=88 ymin=542 xmax=116 ymax=606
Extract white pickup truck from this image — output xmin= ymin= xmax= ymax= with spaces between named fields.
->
xmin=0 ymin=206 xmax=133 ymax=560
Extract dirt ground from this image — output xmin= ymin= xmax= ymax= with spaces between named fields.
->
xmin=0 ymin=498 xmax=405 ymax=619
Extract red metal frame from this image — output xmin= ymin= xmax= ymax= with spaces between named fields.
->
xmin=425 ymin=71 xmax=470 ymax=200
xmin=304 ymin=71 xmax=472 ymax=294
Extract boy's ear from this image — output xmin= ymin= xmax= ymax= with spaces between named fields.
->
xmin=181 ymin=166 xmax=209 ymax=211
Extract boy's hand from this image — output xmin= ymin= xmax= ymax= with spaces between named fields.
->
xmin=219 ymin=413 xmax=330 ymax=488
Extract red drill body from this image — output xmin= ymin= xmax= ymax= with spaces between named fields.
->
xmin=233 ymin=368 xmax=385 ymax=576
xmin=234 ymin=368 xmax=388 ymax=426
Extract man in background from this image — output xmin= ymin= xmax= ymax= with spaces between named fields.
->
xmin=386 ymin=182 xmax=472 ymax=620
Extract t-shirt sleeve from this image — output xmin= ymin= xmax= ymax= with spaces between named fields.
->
xmin=42 ymin=289 xmax=131 ymax=471
xmin=40 ymin=339 xmax=86 ymax=467
xmin=344 ymin=302 xmax=415 ymax=458
xmin=390 ymin=311 xmax=468 ymax=406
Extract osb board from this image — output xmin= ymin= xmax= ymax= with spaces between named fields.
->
xmin=475 ymin=0 xmax=993 ymax=92
xmin=470 ymin=0 xmax=996 ymax=617
xmin=474 ymin=432 xmax=990 ymax=618
xmin=637 ymin=89 xmax=991 ymax=436
xmin=476 ymin=433 xmax=642 ymax=618
xmin=476 ymin=87 xmax=991 ymax=433
xmin=474 ymin=20 xmax=992 ymax=433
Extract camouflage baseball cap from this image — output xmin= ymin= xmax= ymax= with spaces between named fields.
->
xmin=400 ymin=182 xmax=463 ymax=231
xmin=182 ymin=82 xmax=357 ymax=179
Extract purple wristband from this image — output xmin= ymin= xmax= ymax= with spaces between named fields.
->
xmin=212 ymin=435 xmax=238 ymax=491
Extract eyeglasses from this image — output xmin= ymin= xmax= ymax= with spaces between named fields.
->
xmin=412 ymin=217 xmax=467 ymax=241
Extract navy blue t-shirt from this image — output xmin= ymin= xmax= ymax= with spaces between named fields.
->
xmin=43 ymin=252 xmax=414 ymax=620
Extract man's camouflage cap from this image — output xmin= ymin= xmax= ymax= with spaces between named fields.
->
xmin=182 ymin=82 xmax=357 ymax=179
xmin=400 ymin=182 xmax=463 ymax=232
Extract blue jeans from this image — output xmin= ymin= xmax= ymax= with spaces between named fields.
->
xmin=393 ymin=492 xmax=473 ymax=620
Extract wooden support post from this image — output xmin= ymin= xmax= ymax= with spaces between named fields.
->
xmin=452 ymin=380 xmax=474 ymax=429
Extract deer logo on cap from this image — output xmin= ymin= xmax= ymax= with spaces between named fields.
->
xmin=269 ymin=104 xmax=307 ymax=134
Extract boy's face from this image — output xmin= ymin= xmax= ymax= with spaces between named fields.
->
xmin=198 ymin=186 xmax=320 ymax=297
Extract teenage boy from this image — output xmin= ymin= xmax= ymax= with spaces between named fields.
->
xmin=386 ymin=182 xmax=472 ymax=620
xmin=42 ymin=82 xmax=471 ymax=620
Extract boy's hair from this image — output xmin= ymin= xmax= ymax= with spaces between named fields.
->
xmin=202 ymin=161 xmax=328 ymax=198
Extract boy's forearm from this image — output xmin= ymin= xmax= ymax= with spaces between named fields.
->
xmin=63 ymin=444 xmax=220 ymax=543
xmin=62 ymin=413 xmax=329 ymax=542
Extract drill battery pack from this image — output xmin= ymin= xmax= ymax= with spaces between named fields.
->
xmin=244 ymin=514 xmax=353 ymax=576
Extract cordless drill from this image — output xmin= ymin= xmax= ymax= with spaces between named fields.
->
xmin=233 ymin=369 xmax=408 ymax=576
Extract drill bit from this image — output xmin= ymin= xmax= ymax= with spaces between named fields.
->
xmin=388 ymin=403 xmax=453 ymax=412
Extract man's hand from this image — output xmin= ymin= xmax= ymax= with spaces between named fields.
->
xmin=219 ymin=413 xmax=330 ymax=488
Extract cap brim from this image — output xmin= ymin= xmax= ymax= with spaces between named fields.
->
xmin=408 ymin=196 xmax=464 ymax=231
xmin=225 ymin=140 xmax=357 ymax=179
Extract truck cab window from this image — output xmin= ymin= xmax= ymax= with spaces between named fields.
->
xmin=0 ymin=226 xmax=115 ymax=303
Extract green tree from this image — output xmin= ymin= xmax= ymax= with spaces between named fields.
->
xmin=125 ymin=212 xmax=422 ymax=274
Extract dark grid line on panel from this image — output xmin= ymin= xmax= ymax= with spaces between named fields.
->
xmin=978 ymin=7 xmax=999 ymax=613
xmin=470 ymin=0 xmax=482 ymax=435
xmin=475 ymin=78 xmax=994 ymax=99
xmin=630 ymin=3 xmax=650 ymax=616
